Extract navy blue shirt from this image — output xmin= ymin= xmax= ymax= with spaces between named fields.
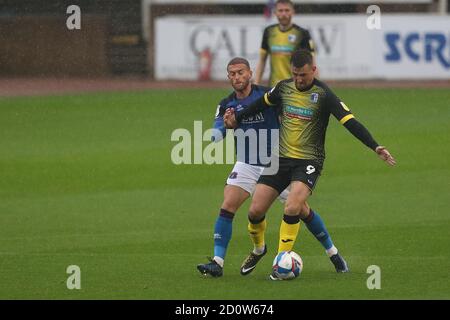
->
xmin=212 ymin=84 xmax=280 ymax=166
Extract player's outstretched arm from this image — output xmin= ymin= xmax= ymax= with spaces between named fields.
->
xmin=234 ymin=96 xmax=270 ymax=123
xmin=235 ymin=83 xmax=282 ymax=124
xmin=343 ymin=118 xmax=396 ymax=166
xmin=375 ymin=146 xmax=396 ymax=166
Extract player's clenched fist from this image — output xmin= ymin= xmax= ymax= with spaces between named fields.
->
xmin=223 ymin=108 xmax=238 ymax=129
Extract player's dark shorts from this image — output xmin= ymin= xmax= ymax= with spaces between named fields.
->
xmin=258 ymin=157 xmax=322 ymax=194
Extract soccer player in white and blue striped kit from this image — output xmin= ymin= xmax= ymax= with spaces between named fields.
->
xmin=197 ymin=57 xmax=348 ymax=277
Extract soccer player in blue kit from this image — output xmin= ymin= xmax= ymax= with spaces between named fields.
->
xmin=197 ymin=57 xmax=348 ymax=277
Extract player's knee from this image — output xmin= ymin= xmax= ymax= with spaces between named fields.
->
xmin=248 ymin=203 xmax=266 ymax=219
xmin=298 ymin=203 xmax=310 ymax=219
xmin=221 ymin=199 xmax=240 ymax=213
xmin=284 ymin=202 xmax=303 ymax=216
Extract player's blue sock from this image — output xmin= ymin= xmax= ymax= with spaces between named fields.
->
xmin=302 ymin=209 xmax=334 ymax=251
xmin=213 ymin=208 xmax=234 ymax=267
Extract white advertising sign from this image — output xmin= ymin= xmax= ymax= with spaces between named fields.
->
xmin=155 ymin=14 xmax=450 ymax=80
xmin=374 ymin=15 xmax=450 ymax=79
xmin=151 ymin=1 xmax=432 ymax=4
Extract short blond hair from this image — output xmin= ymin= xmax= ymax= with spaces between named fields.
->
xmin=227 ymin=57 xmax=250 ymax=69
xmin=276 ymin=0 xmax=294 ymax=8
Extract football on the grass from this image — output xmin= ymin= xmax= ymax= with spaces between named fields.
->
xmin=272 ymin=251 xmax=303 ymax=280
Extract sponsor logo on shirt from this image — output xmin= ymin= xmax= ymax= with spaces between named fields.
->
xmin=242 ymin=112 xmax=265 ymax=124
xmin=271 ymin=45 xmax=294 ymax=53
xmin=284 ymin=105 xmax=314 ymax=120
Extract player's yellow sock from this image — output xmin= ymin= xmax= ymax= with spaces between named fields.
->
xmin=248 ymin=216 xmax=266 ymax=254
xmin=278 ymin=214 xmax=301 ymax=253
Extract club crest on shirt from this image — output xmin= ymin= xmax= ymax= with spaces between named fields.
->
xmin=288 ymin=34 xmax=297 ymax=43
xmin=310 ymin=93 xmax=319 ymax=103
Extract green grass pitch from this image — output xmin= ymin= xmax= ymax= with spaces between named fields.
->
xmin=0 ymin=87 xmax=449 ymax=299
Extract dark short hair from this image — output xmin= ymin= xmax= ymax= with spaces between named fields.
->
xmin=227 ymin=57 xmax=250 ymax=69
xmin=276 ymin=0 xmax=294 ymax=8
xmin=290 ymin=49 xmax=313 ymax=68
